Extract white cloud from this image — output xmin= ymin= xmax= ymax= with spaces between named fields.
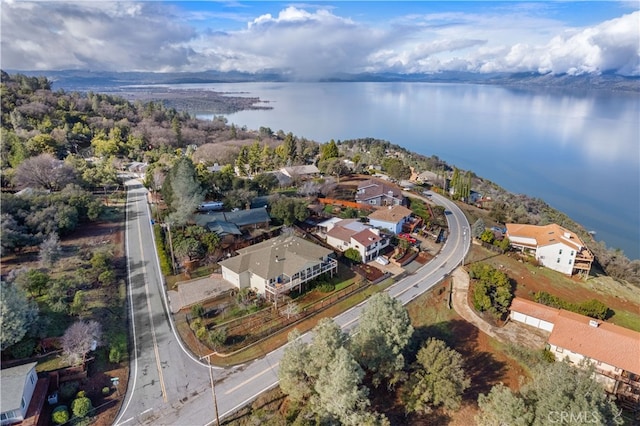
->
xmin=1 ymin=2 xmax=638 ymax=77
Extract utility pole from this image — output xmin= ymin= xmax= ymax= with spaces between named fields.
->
xmin=202 ymin=354 xmax=220 ymax=426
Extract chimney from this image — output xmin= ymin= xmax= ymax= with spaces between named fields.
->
xmin=275 ymin=255 xmax=280 ymax=262
xmin=589 ymin=319 xmax=599 ymax=328
xmin=564 ymin=232 xmax=572 ymax=239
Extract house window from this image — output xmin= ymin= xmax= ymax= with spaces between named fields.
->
xmin=30 ymin=373 xmax=36 ymax=384
xmin=370 ymin=200 xmax=376 ymax=205
xmin=1 ymin=411 xmax=15 ymax=421
xmin=21 ymin=397 xmax=26 ymax=409
xmin=559 ymin=249 xmax=563 ymax=255
xmin=557 ymin=258 xmax=560 ymax=263
xmin=571 ymin=250 xmax=574 ymax=256
xmin=568 ymin=259 xmax=572 ymax=264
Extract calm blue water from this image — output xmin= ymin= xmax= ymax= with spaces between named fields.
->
xmin=189 ymin=82 xmax=639 ymax=260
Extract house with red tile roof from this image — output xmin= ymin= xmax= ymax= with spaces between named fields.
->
xmin=509 ymin=297 xmax=640 ymax=408
xmin=505 ymin=223 xmax=594 ymax=276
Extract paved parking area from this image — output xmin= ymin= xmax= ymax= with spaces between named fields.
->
xmin=167 ymin=273 xmax=234 ymax=313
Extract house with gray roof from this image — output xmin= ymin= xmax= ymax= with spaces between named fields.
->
xmin=194 ymin=207 xmax=271 ymax=236
xmin=219 ymin=235 xmax=337 ymax=300
xmin=355 ymin=179 xmax=405 ymax=207
xmin=280 ymin=165 xmax=321 ymax=179
xmin=1 ymin=362 xmax=38 ymax=425
xmin=317 ymin=218 xmax=390 ymax=262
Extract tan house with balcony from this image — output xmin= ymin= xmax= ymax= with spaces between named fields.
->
xmin=219 ymin=235 xmax=337 ymax=301
xmin=505 ymin=223 xmax=594 ymax=276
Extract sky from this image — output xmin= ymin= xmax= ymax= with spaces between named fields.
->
xmin=1 ymin=1 xmax=639 ymax=79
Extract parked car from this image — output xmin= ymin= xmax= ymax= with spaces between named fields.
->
xmin=398 ymin=233 xmax=417 ymax=244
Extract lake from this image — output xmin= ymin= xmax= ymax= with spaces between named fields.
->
xmin=189 ymin=82 xmax=638 ymax=260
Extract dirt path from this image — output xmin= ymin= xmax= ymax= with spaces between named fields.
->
xmin=451 ymin=267 xmax=549 ymax=350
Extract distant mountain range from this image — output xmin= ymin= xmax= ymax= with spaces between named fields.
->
xmin=5 ymin=69 xmax=640 ymax=93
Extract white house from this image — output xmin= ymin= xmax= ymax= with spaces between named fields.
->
xmin=219 ymin=235 xmax=337 ymax=300
xmin=510 ymin=297 xmax=640 ymax=403
xmin=368 ymin=205 xmax=413 ymax=235
xmin=317 ymin=218 xmax=390 ymax=262
xmin=1 ymin=362 xmax=38 ymax=425
xmin=505 ymin=223 xmax=594 ymax=276
xmin=355 ymin=179 xmax=405 ymax=206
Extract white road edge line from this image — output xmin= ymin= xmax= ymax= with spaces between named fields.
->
xmin=114 ymin=183 xmax=141 ymax=426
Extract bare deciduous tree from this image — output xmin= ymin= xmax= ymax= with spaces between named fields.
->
xmin=280 ymin=302 xmax=300 ymax=320
xmin=13 ymin=153 xmax=76 ymax=191
xmin=61 ymin=320 xmax=102 ymax=365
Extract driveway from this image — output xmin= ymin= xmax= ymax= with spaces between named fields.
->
xmin=451 ymin=267 xmax=549 ymax=349
xmin=167 ymin=274 xmax=234 ymax=313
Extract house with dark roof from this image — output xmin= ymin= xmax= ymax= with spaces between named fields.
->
xmin=1 ymin=362 xmax=38 ymax=425
xmin=355 ymin=179 xmax=405 ymax=207
xmin=317 ymin=218 xmax=390 ymax=262
xmin=367 ymin=205 xmax=413 ymax=234
xmin=505 ymin=223 xmax=594 ymax=276
xmin=194 ymin=207 xmax=271 ymax=236
xmin=509 ymin=297 xmax=640 ymax=408
xmin=219 ymin=235 xmax=338 ymax=300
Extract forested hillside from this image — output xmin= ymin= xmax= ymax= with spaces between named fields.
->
xmin=1 ymin=70 xmax=638 ymax=284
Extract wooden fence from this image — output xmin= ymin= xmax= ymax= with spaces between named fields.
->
xmin=317 ymin=198 xmax=376 ymax=211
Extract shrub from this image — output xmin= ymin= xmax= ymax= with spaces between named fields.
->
xmin=52 ymin=405 xmax=69 ymax=425
xmin=195 ymin=326 xmax=208 ymax=341
xmin=541 ymin=348 xmax=557 ymax=363
xmin=191 ymin=304 xmax=204 ymax=319
xmin=190 ymin=318 xmax=202 ymax=331
xmin=108 ymin=333 xmax=127 ymax=364
xmin=208 ymin=327 xmax=227 ymax=349
xmin=59 ymin=381 xmax=79 ymax=401
xmin=102 ymin=387 xmax=110 ymax=396
xmin=71 ymin=395 xmax=93 ymax=418
xmin=575 ymin=299 xmax=610 ymax=320
xmin=316 ymin=282 xmax=335 ymax=293
xmin=98 ymin=269 xmax=116 ymax=285
xmin=9 ymin=338 xmax=36 ymax=359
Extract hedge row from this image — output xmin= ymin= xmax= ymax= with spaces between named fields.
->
xmin=534 ymin=291 xmax=611 ymax=320
xmin=153 ymin=224 xmax=172 ymax=275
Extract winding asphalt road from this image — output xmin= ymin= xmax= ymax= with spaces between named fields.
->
xmin=115 ymin=182 xmax=469 ymax=425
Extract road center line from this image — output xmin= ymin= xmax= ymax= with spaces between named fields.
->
xmin=137 ymin=198 xmax=168 ymax=403
xmin=224 ymin=362 xmax=280 ymax=395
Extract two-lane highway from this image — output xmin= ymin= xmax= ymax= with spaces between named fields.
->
xmin=116 ymin=182 xmax=469 ymax=425
xmin=116 ymin=181 xmax=212 ymax=425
